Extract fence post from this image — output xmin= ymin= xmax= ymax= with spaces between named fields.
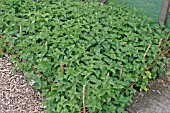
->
xmin=158 ymin=0 xmax=170 ymax=29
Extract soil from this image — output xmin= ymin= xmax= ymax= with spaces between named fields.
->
xmin=126 ymin=75 xmax=170 ymax=113
xmin=0 ymin=57 xmax=44 ymax=113
xmin=126 ymin=52 xmax=170 ymax=113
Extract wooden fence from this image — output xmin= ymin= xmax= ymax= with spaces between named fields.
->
xmin=159 ymin=0 xmax=170 ymax=29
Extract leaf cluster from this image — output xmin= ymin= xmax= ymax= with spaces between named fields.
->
xmin=0 ymin=0 xmax=169 ymax=113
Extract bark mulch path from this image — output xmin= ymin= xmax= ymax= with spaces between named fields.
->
xmin=0 ymin=57 xmax=44 ymax=113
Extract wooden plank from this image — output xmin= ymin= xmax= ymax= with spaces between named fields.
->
xmin=158 ymin=0 xmax=170 ymax=27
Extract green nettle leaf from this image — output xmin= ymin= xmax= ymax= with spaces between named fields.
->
xmin=34 ymin=82 xmax=41 ymax=91
xmin=117 ymin=107 xmax=126 ymax=113
xmin=41 ymin=80 xmax=48 ymax=89
xmin=163 ymin=57 xmax=170 ymax=64
xmin=0 ymin=0 xmax=169 ymax=112
xmin=152 ymin=66 xmax=158 ymax=73
xmin=89 ymin=75 xmax=98 ymax=83
xmin=140 ymin=85 xmax=148 ymax=92
xmin=159 ymin=66 xmax=165 ymax=75
xmin=145 ymin=71 xmax=151 ymax=79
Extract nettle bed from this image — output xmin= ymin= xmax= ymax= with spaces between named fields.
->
xmin=0 ymin=0 xmax=169 ymax=113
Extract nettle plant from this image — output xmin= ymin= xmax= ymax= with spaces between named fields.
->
xmin=0 ymin=0 xmax=169 ymax=113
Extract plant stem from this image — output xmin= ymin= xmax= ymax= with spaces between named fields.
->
xmin=82 ymin=85 xmax=86 ymax=113
xmin=166 ymin=32 xmax=170 ymax=40
xmin=119 ymin=65 xmax=123 ymax=80
xmin=143 ymin=44 xmax=151 ymax=58
xmin=20 ymin=24 xmax=22 ymax=34
xmin=45 ymin=41 xmax=48 ymax=46
xmin=60 ymin=62 xmax=64 ymax=73
xmin=158 ymin=38 xmax=163 ymax=48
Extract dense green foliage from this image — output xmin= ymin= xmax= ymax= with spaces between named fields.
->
xmin=0 ymin=0 xmax=169 ymax=113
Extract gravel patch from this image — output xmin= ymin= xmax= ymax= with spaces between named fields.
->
xmin=0 ymin=57 xmax=44 ymax=113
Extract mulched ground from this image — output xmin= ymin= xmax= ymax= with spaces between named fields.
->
xmin=126 ymin=75 xmax=170 ymax=113
xmin=0 ymin=57 xmax=44 ymax=113
xmin=126 ymin=52 xmax=170 ymax=113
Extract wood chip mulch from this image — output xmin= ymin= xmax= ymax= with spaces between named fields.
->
xmin=0 ymin=57 xmax=44 ymax=113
